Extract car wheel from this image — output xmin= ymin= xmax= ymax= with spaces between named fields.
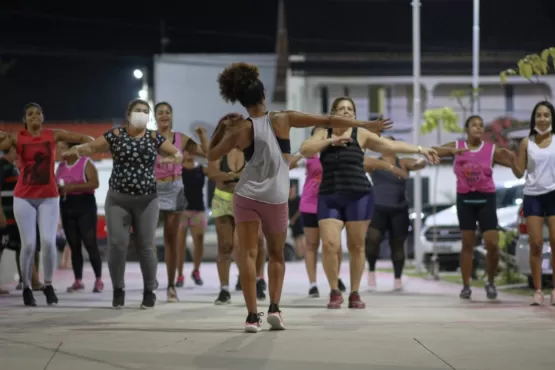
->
xmin=284 ymin=243 xmax=296 ymax=262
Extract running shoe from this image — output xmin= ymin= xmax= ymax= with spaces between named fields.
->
xmin=167 ymin=286 xmax=178 ymax=302
xmin=214 ymin=289 xmax=231 ymax=305
xmin=256 ymin=279 xmax=266 ymax=301
xmin=484 ymin=282 xmax=497 ymax=300
xmin=327 ymin=289 xmax=343 ymax=309
xmin=191 ymin=270 xmax=203 ymax=286
xmin=16 ymin=281 xmax=23 ymax=290
xmin=141 ymin=290 xmax=156 ymax=309
xmin=367 ymin=272 xmax=377 ymax=291
xmin=393 ymin=278 xmax=403 ymax=292
xmin=43 ymin=285 xmax=58 ymax=306
xmin=67 ymin=280 xmax=85 ymax=293
xmin=245 ymin=312 xmax=263 ymax=333
xmin=93 ymin=279 xmax=104 ymax=293
xmin=267 ymin=303 xmax=286 ymax=330
xmin=348 ymin=291 xmax=366 ymax=309
xmin=112 ymin=288 xmax=125 ymax=308
xmin=175 ymin=275 xmax=185 ymax=288
xmin=338 ymin=278 xmax=347 ymax=292
xmin=259 ymin=278 xmax=267 ymax=291
xmin=531 ymin=290 xmax=544 ymax=306
xmin=23 ymin=287 xmax=36 ymax=307
xmin=308 ymin=286 xmax=320 ymax=298
xmin=459 ymin=286 xmax=472 ymax=299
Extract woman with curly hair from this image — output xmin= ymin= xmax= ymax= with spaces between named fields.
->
xmin=208 ymin=62 xmax=436 ymax=332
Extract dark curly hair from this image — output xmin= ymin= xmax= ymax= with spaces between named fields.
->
xmin=218 ymin=62 xmax=265 ymax=107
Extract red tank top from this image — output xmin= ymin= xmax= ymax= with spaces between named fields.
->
xmin=14 ymin=129 xmax=59 ymax=198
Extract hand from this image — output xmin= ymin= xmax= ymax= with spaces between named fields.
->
xmin=389 ymin=166 xmax=409 ymax=179
xmin=62 ymin=146 xmax=80 ymax=159
xmin=448 ymin=147 xmax=468 ymax=155
xmin=159 ymin=155 xmax=180 ymax=164
xmin=329 ymin=136 xmax=352 ymax=147
xmin=58 ymin=184 xmax=75 ymax=196
xmin=364 ymin=117 xmax=393 ymax=132
xmin=195 ymin=126 xmax=207 ymax=137
xmin=498 ymin=148 xmax=516 ymax=163
xmin=420 ymin=147 xmax=440 ymax=164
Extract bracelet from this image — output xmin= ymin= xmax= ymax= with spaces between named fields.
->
xmin=417 ymin=145 xmax=422 ymax=154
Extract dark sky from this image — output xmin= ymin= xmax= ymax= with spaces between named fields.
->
xmin=0 ymin=0 xmax=554 ymax=121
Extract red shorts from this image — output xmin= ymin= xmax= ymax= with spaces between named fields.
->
xmin=233 ymin=194 xmax=288 ymax=234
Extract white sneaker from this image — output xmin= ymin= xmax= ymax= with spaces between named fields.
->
xmin=367 ymin=271 xmax=377 ymax=291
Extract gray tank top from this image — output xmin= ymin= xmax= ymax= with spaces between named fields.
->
xmin=235 ymin=113 xmax=289 ymax=204
xmin=370 ymin=158 xmax=408 ymax=209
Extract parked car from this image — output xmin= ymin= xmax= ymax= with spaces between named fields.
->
xmin=420 ymin=179 xmax=524 ymax=271
xmin=514 ymin=204 xmax=553 ymax=288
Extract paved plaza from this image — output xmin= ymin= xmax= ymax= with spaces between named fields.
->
xmin=0 ymin=261 xmax=553 ymax=370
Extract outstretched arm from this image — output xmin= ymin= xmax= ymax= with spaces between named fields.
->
xmin=283 ymin=111 xmax=392 ymax=133
xmin=511 ymin=139 xmax=527 ymax=178
xmin=400 ymin=158 xmax=427 ymax=171
xmin=363 ymin=157 xmax=409 ymax=179
xmin=207 ymin=120 xmax=251 ymax=161
xmin=53 ymin=130 xmax=93 ymax=144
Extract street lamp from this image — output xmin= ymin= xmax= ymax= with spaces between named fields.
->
xmin=133 ymin=69 xmax=144 ymax=79
xmin=138 ymin=89 xmax=148 ymax=99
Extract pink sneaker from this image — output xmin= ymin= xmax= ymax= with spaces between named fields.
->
xmin=393 ymin=278 xmax=403 ymax=291
xmin=267 ymin=305 xmax=286 ymax=330
xmin=244 ymin=313 xmax=263 ymax=333
xmin=531 ymin=290 xmax=544 ymax=306
xmin=93 ymin=279 xmax=104 ymax=293
xmin=67 ymin=281 xmax=85 ymax=292
xmin=367 ymin=271 xmax=377 ymax=291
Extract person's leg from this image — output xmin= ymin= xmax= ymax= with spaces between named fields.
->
xmin=175 ymin=211 xmax=189 ymax=286
xmin=13 ymin=197 xmax=39 ymax=306
xmin=190 ymin=212 xmax=206 ymax=284
xmin=233 ymin=194 xmax=264 ymax=332
xmin=259 ymin=201 xmax=288 ymax=330
xmin=475 ymin=194 xmax=500 ymax=299
xmin=131 ymin=194 xmax=160 ymax=308
xmin=36 ymin=197 xmax=60 ymax=305
xmin=547 ymin=216 xmax=555 ymax=305
xmin=388 ymin=208 xmax=410 ymax=291
xmin=61 ymin=209 xmax=85 ymax=291
xmin=78 ymin=205 xmax=103 ymax=292
xmin=302 ymin=213 xmax=320 ymax=295
xmin=456 ymin=196 xmax=479 ymax=299
xmin=104 ymin=191 xmax=132 ymax=308
xmin=162 ymin=210 xmax=181 ymax=301
xmin=365 ymin=207 xmax=387 ymax=290
xmin=214 ymin=216 xmax=235 ymax=304
xmin=255 ymin=227 xmax=267 ymax=300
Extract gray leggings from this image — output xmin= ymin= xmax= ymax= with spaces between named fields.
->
xmin=13 ymin=197 xmax=60 ymax=288
xmin=105 ymin=190 xmax=159 ymax=291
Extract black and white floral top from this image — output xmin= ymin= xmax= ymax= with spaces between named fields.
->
xmin=104 ymin=128 xmax=166 ymax=195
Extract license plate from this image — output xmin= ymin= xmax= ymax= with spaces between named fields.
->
xmin=542 ymin=258 xmax=552 ymax=271
xmin=433 ymin=245 xmax=452 ymax=253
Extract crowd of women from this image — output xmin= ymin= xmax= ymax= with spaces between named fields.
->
xmin=0 ymin=61 xmax=554 ymax=332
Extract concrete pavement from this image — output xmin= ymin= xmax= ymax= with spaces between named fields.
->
xmin=0 ymin=261 xmax=553 ymax=370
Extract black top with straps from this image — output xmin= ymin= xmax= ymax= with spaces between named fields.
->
xmin=220 ymin=155 xmax=243 ymax=184
xmin=182 ymin=165 xmax=206 ymax=211
xmin=319 ymin=127 xmax=372 ymax=195
xmin=371 ymin=157 xmax=408 ymax=209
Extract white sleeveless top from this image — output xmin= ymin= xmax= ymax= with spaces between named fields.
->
xmin=523 ymin=135 xmax=555 ymax=196
xmin=235 ymin=113 xmax=289 ymax=204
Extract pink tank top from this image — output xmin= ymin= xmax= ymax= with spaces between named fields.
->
xmin=453 ymin=140 xmax=496 ymax=194
xmin=55 ymin=156 xmax=95 ymax=195
xmin=299 ymin=156 xmax=322 ymax=214
xmin=154 ymin=132 xmax=183 ymax=179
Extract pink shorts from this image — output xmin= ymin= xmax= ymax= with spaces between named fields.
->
xmin=233 ymin=194 xmax=288 ymax=234
xmin=180 ymin=210 xmax=207 ymax=228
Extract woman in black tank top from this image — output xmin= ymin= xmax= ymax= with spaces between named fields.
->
xmin=363 ymin=136 xmax=427 ymax=292
xmin=300 ymin=97 xmax=439 ymax=310
xmin=176 ymin=154 xmax=208 ymax=288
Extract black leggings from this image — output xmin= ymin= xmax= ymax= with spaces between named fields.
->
xmin=60 ymin=198 xmax=102 ymax=280
xmin=365 ymin=206 xmax=409 ymax=279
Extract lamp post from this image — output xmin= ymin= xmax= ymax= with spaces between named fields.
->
xmin=412 ymin=0 xmax=423 ymax=272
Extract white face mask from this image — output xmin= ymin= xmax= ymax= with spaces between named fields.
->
xmin=534 ymin=125 xmax=552 ymax=135
xmin=129 ymin=112 xmax=149 ymax=128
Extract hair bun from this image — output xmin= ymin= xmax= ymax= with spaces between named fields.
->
xmin=218 ymin=63 xmax=260 ymax=104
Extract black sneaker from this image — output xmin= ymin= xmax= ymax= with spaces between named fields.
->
xmin=308 ymin=286 xmax=320 ymax=298
xmin=259 ymin=278 xmax=267 ymax=291
xmin=112 ymin=288 xmax=125 ymax=308
xmin=459 ymin=286 xmax=472 ymax=299
xmin=338 ymin=278 xmax=346 ymax=292
xmin=191 ymin=270 xmax=204 ymax=286
xmin=141 ymin=290 xmax=156 ymax=309
xmin=43 ymin=285 xmax=58 ymax=306
xmin=235 ymin=276 xmax=242 ymax=291
xmin=485 ymin=282 xmax=498 ymax=300
xmin=256 ymin=279 xmax=266 ymax=301
xmin=23 ymin=287 xmax=36 ymax=307
xmin=214 ymin=289 xmax=231 ymax=305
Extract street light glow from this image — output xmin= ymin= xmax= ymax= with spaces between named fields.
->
xmin=133 ymin=69 xmax=143 ymax=79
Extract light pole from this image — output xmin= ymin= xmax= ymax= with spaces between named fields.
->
xmin=412 ymin=0 xmax=423 ymax=272
xmin=472 ymin=0 xmax=480 ymax=114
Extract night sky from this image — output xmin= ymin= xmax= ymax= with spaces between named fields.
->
xmin=0 ymin=0 xmax=554 ymax=121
